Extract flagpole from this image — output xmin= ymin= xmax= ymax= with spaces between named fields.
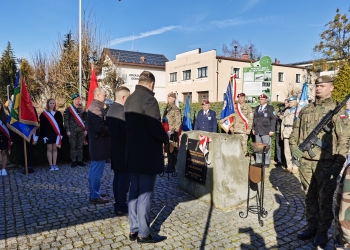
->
xmin=79 ymin=0 xmax=82 ymax=98
xmin=23 ymin=139 xmax=28 ymax=174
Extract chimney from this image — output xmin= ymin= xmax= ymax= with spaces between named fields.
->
xmin=242 ymin=53 xmax=248 ymax=60
xmin=275 ymin=58 xmax=280 ymax=64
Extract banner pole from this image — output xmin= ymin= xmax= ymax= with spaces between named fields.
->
xmin=23 ymin=139 xmax=28 ymax=174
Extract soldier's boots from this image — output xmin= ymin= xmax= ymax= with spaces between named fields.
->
xmin=71 ymin=161 xmax=77 ymax=168
xmin=297 ymin=227 xmax=317 ymax=240
xmin=77 ymin=161 xmax=87 ymax=166
xmin=312 ymin=231 xmax=328 ymax=248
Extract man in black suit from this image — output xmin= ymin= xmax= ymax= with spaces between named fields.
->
xmin=124 ymin=71 xmax=169 ymax=244
xmin=194 ymin=100 xmax=217 ymax=132
xmin=252 ymin=94 xmax=276 ymax=167
xmin=106 ymin=86 xmax=130 ymax=216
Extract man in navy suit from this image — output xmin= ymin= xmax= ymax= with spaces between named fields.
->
xmin=194 ymin=100 xmax=217 ymax=132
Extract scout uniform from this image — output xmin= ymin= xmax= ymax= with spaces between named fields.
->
xmin=63 ymin=93 xmax=87 ymax=168
xmin=281 ymin=96 xmax=298 ymax=173
xmin=233 ymin=93 xmax=253 ymax=156
xmin=291 ymin=76 xmax=350 ymax=247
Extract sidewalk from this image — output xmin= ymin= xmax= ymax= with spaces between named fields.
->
xmin=0 ymin=162 xmax=335 ymax=249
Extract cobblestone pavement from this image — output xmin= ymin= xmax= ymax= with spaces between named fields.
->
xmin=0 ymin=162 xmax=336 ymax=249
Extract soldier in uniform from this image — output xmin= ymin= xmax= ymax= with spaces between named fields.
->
xmin=64 ymin=93 xmax=87 ymax=168
xmin=290 ymin=76 xmax=350 ymax=248
xmin=229 ymin=93 xmax=253 ymax=156
xmin=281 ymin=96 xmax=298 ymax=173
xmin=252 ymin=94 xmax=276 ymax=167
xmin=162 ymin=92 xmax=182 ymax=171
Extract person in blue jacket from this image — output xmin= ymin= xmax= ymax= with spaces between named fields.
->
xmin=194 ymin=100 xmax=217 ymax=132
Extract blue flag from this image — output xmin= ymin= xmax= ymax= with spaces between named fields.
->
xmin=182 ymin=95 xmax=192 ymax=131
xmin=7 ymin=71 xmax=39 ymax=142
xmin=219 ymin=81 xmax=235 ymax=133
xmin=296 ymin=82 xmax=308 ymax=117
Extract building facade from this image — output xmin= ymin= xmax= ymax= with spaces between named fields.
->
xmin=98 ymin=48 xmax=168 ymax=102
xmin=166 ymin=49 xmax=307 ymax=104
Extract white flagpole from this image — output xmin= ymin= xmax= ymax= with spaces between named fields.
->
xmin=79 ymin=0 xmax=82 ymax=98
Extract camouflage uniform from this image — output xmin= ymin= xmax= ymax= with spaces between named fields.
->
xmin=281 ymin=107 xmax=297 ymax=172
xmin=232 ymin=102 xmax=253 ymax=155
xmin=165 ymin=103 xmax=182 ymax=170
xmin=290 ymin=97 xmax=350 ymax=233
xmin=63 ymin=104 xmax=87 ymax=162
xmin=334 ymin=110 xmax=350 ymax=248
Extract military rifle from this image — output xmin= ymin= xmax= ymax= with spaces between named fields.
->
xmin=292 ymin=93 xmax=350 ymax=167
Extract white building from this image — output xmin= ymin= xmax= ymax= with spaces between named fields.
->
xmin=98 ymin=48 xmax=168 ymax=102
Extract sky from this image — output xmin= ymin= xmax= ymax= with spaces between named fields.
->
xmin=0 ymin=0 xmax=349 ymax=64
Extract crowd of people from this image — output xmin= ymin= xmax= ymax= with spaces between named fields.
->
xmin=1 ymin=70 xmax=350 ymax=246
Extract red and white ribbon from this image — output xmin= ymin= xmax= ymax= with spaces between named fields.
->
xmin=199 ymin=135 xmax=211 ymax=164
xmin=68 ymin=105 xmax=85 ymax=130
xmin=236 ymin=103 xmax=249 ymax=130
xmin=42 ymin=110 xmax=62 ymax=146
xmin=0 ymin=122 xmax=12 ymax=151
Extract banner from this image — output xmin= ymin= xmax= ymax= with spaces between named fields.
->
xmin=7 ymin=71 xmax=39 ymax=142
xmin=296 ymin=82 xmax=308 ymax=116
xmin=219 ymin=75 xmax=236 ymax=133
xmin=86 ymin=68 xmax=98 ymax=110
xmin=182 ymin=94 xmax=192 ymax=131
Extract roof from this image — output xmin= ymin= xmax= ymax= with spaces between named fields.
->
xmin=104 ymin=48 xmax=168 ymax=68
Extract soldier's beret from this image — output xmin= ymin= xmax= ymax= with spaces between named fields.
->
xmin=202 ymin=100 xmax=210 ymax=105
xmin=315 ymin=75 xmax=333 ymax=84
xmin=167 ymin=92 xmax=176 ymax=98
xmin=287 ymin=96 xmax=297 ymax=102
xmin=237 ymin=93 xmax=246 ymax=97
xmin=258 ymin=94 xmax=268 ymax=99
xmin=72 ymin=93 xmax=80 ymax=100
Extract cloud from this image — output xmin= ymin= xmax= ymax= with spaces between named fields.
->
xmin=110 ymin=26 xmax=179 ymax=45
xmin=211 ymin=16 xmax=277 ymax=28
xmin=242 ymin=0 xmax=261 ymax=12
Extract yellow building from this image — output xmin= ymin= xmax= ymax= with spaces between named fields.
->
xmin=166 ymin=49 xmax=307 ymax=104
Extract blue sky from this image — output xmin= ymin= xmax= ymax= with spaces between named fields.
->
xmin=0 ymin=0 xmax=349 ymax=64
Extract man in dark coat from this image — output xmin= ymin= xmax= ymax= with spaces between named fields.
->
xmin=124 ymin=71 xmax=169 ymax=244
xmin=106 ymin=86 xmax=130 ymax=216
xmin=194 ymin=100 xmax=217 ymax=132
xmin=87 ymin=87 xmax=111 ymax=204
xmin=252 ymin=94 xmax=276 ymax=167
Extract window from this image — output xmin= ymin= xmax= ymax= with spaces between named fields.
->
xmin=170 ymin=72 xmax=177 ymax=82
xmin=198 ymin=67 xmax=208 ymax=78
xmin=278 ymin=72 xmax=284 ymax=82
xmin=296 ymin=74 xmax=301 ymax=83
xmin=198 ymin=91 xmax=209 ymax=104
xmin=233 ymin=68 xmax=240 ymax=78
xmin=183 ymin=70 xmax=191 ymax=80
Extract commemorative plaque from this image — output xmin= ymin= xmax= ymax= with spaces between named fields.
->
xmin=185 ymin=138 xmax=207 ymax=185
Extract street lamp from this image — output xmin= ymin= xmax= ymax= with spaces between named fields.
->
xmin=234 ymin=46 xmax=238 ymax=58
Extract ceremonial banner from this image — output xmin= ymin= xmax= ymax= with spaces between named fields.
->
xmin=182 ymin=94 xmax=192 ymax=131
xmin=7 ymin=71 xmax=39 ymax=142
xmin=296 ymin=82 xmax=308 ymax=116
xmin=219 ymin=75 xmax=236 ymax=133
xmin=86 ymin=68 xmax=98 ymax=110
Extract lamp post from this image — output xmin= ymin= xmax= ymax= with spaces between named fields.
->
xmin=234 ymin=46 xmax=237 ymax=58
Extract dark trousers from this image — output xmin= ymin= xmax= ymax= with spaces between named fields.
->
xmin=275 ymin=133 xmax=283 ymax=164
xmin=113 ymin=170 xmax=130 ymax=213
xmin=128 ymin=173 xmax=157 ymax=238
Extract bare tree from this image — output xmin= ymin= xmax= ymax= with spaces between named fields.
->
xmin=222 ymin=39 xmax=261 ymax=60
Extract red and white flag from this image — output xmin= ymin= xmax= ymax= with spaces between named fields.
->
xmin=199 ymin=135 xmax=212 ymax=164
xmin=42 ymin=110 xmax=62 ymax=147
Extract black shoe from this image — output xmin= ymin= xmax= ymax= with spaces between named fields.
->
xmin=89 ymin=197 xmax=109 ymax=204
xmin=312 ymin=231 xmax=328 ymax=248
xmin=100 ymin=193 xmax=108 ymax=197
xmin=276 ymin=162 xmax=282 ymax=167
xmin=71 ymin=161 xmax=77 ymax=168
xmin=137 ymin=234 xmax=167 ymax=244
xmin=115 ymin=210 xmax=128 ymax=217
xmin=297 ymin=227 xmax=317 ymax=240
xmin=129 ymin=232 xmax=138 ymax=241
xmin=77 ymin=161 xmax=87 ymax=166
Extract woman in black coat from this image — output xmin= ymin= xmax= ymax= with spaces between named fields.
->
xmin=39 ymin=98 xmax=64 ymax=171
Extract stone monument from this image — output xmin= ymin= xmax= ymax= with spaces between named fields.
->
xmin=177 ymin=130 xmax=250 ymax=210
